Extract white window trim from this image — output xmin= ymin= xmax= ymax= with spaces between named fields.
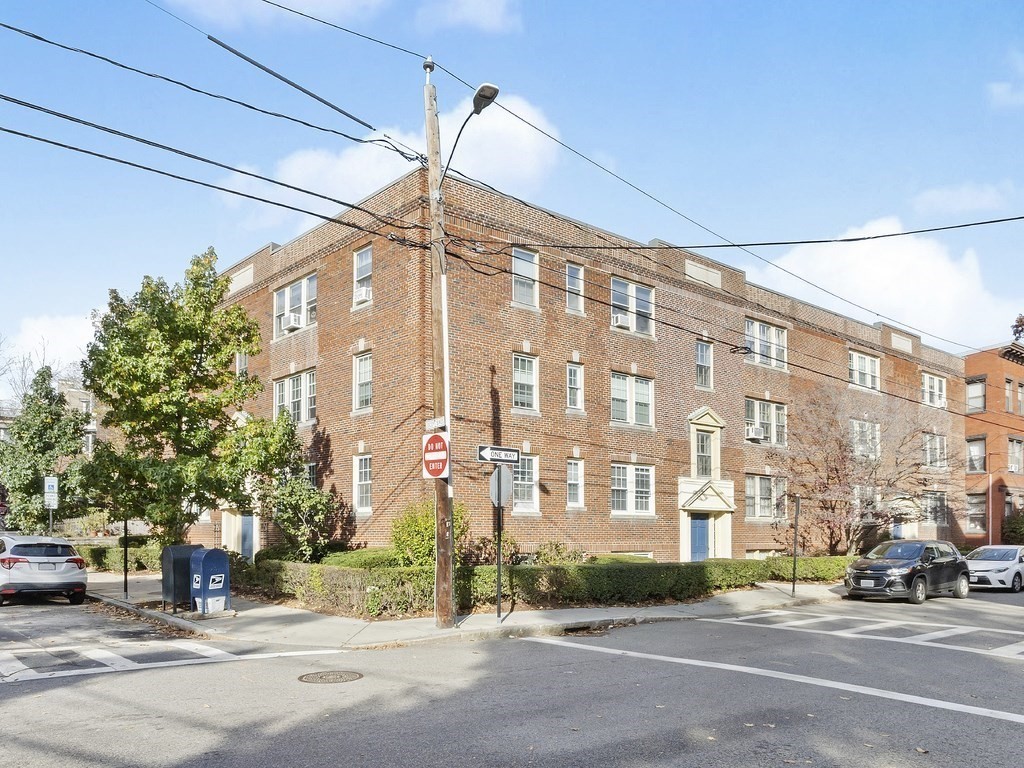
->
xmin=353 ymin=352 xmax=373 ymax=414
xmin=274 ymin=370 xmax=316 ymax=424
xmin=610 ymin=463 xmax=655 ymax=518
xmin=566 ymin=363 xmax=585 ymax=412
xmin=353 ymin=245 xmax=373 ymax=306
xmin=513 ymin=455 xmax=540 ymax=516
xmin=848 ymin=350 xmax=881 ymax=392
xmin=273 ymin=274 xmax=317 ymax=339
xmin=744 ymin=319 xmax=787 ymax=370
xmin=353 ymin=455 xmax=372 ymax=517
xmin=850 ymin=419 xmax=881 ymax=460
xmin=921 ymin=372 xmax=947 ymax=408
xmin=745 ymin=475 xmax=787 ymax=519
xmin=966 ymin=379 xmax=986 ymax=412
xmin=566 ymin=263 xmax=584 ymax=314
xmin=511 ymin=248 xmax=539 ymax=309
xmin=696 ymin=341 xmax=713 ymax=390
xmin=566 ymin=459 xmax=584 ymax=509
xmin=923 ymin=432 xmax=948 ymax=469
xmin=745 ymin=398 xmax=787 ymax=446
xmin=967 ymin=437 xmax=987 ymax=473
xmin=512 ymin=354 xmax=539 ymax=414
xmin=610 ymin=373 xmax=654 ymax=427
xmin=610 ymin=278 xmax=654 ymax=336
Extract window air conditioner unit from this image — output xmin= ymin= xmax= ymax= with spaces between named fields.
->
xmin=282 ymin=313 xmax=302 ymax=332
xmin=354 ymin=286 xmax=373 ymax=304
xmin=611 ymin=313 xmax=631 ymax=329
xmin=745 ymin=425 xmax=766 ymax=441
xmin=1010 ymin=464 xmax=1020 ymax=473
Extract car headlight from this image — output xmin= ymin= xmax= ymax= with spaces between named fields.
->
xmin=846 ymin=566 xmax=854 ymax=576
xmin=992 ymin=567 xmax=1009 ymax=573
xmin=887 ymin=566 xmax=911 ymax=576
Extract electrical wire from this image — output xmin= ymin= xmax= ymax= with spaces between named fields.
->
xmin=0 ymin=22 xmax=420 ymax=162
xmin=0 ymin=92 xmax=425 ymax=232
xmin=0 ymin=125 xmax=428 ymax=245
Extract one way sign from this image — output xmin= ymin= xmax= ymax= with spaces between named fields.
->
xmin=476 ymin=445 xmax=520 ymax=464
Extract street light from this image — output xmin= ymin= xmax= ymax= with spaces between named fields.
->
xmin=423 ymin=58 xmax=499 ymax=628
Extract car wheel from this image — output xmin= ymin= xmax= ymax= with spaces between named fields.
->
xmin=69 ymin=593 xmax=85 ymax=606
xmin=952 ymin=574 xmax=969 ymax=599
xmin=909 ymin=577 xmax=927 ymax=604
xmin=1012 ymin=573 xmax=1023 ymax=593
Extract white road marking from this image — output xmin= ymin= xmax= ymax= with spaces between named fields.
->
xmin=79 ymin=648 xmax=140 ymax=670
xmin=833 ymin=621 xmax=903 ymax=635
xmin=0 ymin=647 xmax=345 ymax=683
xmin=904 ymin=627 xmax=978 ymax=643
xmin=525 ymin=636 xmax=1024 ymax=725
xmin=988 ymin=639 xmax=1024 ymax=657
xmin=773 ymin=616 xmax=847 ymax=628
xmin=169 ymin=641 xmax=238 ymax=660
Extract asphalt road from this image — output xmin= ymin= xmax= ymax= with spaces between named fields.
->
xmin=4 ymin=590 xmax=1024 ymax=767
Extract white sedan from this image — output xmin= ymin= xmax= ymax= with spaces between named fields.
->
xmin=965 ymin=545 xmax=1024 ymax=592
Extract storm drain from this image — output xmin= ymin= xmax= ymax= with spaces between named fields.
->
xmin=298 ymin=671 xmax=364 ymax=684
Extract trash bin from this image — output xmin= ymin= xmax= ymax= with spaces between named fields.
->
xmin=161 ymin=544 xmax=203 ymax=614
xmin=189 ymin=547 xmax=231 ymax=614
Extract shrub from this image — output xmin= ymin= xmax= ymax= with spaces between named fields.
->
xmin=1004 ymin=514 xmax=1024 ymax=545
xmin=77 ymin=542 xmax=162 ymax=572
xmin=761 ymin=555 xmax=854 ymax=582
xmin=321 ymin=548 xmax=402 ymax=569
xmin=533 ymin=541 xmax=594 ymax=565
xmin=459 ymin=535 xmax=519 ymax=565
xmin=255 ymin=543 xmax=301 ymax=564
xmin=117 ymin=535 xmax=152 ymax=548
xmin=391 ymin=498 xmax=470 ymax=566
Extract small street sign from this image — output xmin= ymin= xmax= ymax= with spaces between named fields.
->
xmin=425 ymin=415 xmax=447 ymax=432
xmin=43 ymin=476 xmax=58 ymax=510
xmin=489 ymin=465 xmax=513 ymax=507
xmin=422 ymin=433 xmax=451 ymax=479
xmin=476 ymin=445 xmax=520 ymax=464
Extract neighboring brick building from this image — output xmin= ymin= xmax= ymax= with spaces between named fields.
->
xmin=964 ymin=343 xmax=1024 ymax=545
xmin=193 ymin=169 xmax=966 ymax=561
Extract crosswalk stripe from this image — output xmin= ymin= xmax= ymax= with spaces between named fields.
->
xmin=169 ymin=641 xmax=237 ymax=659
xmin=0 ymin=652 xmax=38 ymax=681
xmin=904 ymin=627 xmax=978 ymax=643
xmin=988 ymin=639 xmax=1024 ymax=657
xmin=79 ymin=648 xmax=140 ymax=670
xmin=774 ymin=616 xmax=846 ymax=628
xmin=834 ymin=621 xmax=903 ymax=635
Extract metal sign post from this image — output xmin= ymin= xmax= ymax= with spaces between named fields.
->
xmin=791 ymin=495 xmax=801 ymax=597
xmin=43 ymin=476 xmax=58 ymax=536
xmin=489 ymin=465 xmax=513 ymax=623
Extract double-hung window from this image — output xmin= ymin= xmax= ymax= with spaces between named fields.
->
xmin=744 ymin=319 xmax=787 ymax=369
xmin=566 ymin=459 xmax=583 ymax=508
xmin=353 ymin=455 xmax=372 ymax=515
xmin=921 ymin=373 xmax=946 ymax=408
xmin=1009 ymin=438 xmax=1024 ymax=473
xmin=566 ymin=363 xmax=584 ymax=411
xmin=923 ymin=433 xmax=947 ymax=468
xmin=850 ymin=419 xmax=881 ymax=459
xmin=273 ymin=274 xmax=317 ymax=337
xmin=235 ymin=352 xmax=249 ymax=378
xmin=745 ymin=475 xmax=786 ymax=518
xmin=1008 ymin=380 xmax=1015 ymax=412
xmin=967 ymin=437 xmax=986 ymax=472
xmin=610 ymin=278 xmax=654 ymax=335
xmin=745 ymin=398 xmax=786 ymax=445
xmin=848 ymin=350 xmax=880 ymax=391
xmin=274 ymin=371 xmax=316 ymax=423
xmin=513 ymin=455 xmax=539 ymax=514
xmin=967 ymin=494 xmax=987 ymax=533
xmin=853 ymin=485 xmax=881 ymax=520
xmin=353 ymin=353 xmax=372 ymax=411
xmin=512 ymin=248 xmax=538 ymax=308
xmin=566 ymin=264 xmax=584 ymax=313
xmin=354 ymin=245 xmax=372 ymax=304
xmin=611 ymin=464 xmax=654 ymax=516
xmin=610 ymin=373 xmax=652 ymax=426
xmin=967 ymin=379 xmax=986 ymax=412
xmin=922 ymin=491 xmax=948 ymax=525
xmin=695 ymin=431 xmax=712 ymax=477
xmin=696 ymin=341 xmax=712 ymax=389
xmin=513 ymin=354 xmax=538 ymax=411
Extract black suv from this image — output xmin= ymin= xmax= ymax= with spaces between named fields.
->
xmin=845 ymin=539 xmax=970 ymax=604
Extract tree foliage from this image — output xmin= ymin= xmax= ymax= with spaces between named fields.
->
xmin=768 ymin=384 xmax=962 ymax=555
xmin=0 ymin=367 xmax=89 ymax=532
xmin=1014 ymin=314 xmax=1024 ymax=342
xmin=391 ymin=498 xmax=470 ymax=566
xmin=82 ymin=249 xmax=262 ymax=545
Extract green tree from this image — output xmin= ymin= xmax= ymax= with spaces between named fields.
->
xmin=0 ymin=367 xmax=89 ymax=532
xmin=82 ymin=249 xmax=261 ymax=545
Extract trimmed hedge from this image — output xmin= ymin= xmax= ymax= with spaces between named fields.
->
xmin=77 ymin=543 xmax=162 ymax=572
xmin=321 ymin=548 xmax=403 ymax=569
xmin=233 ymin=555 xmax=854 ymax=619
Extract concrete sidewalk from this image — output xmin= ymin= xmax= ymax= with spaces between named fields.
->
xmin=87 ymin=570 xmax=846 ymax=650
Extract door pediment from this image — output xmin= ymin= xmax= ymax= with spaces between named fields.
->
xmin=680 ymin=479 xmax=736 ymax=513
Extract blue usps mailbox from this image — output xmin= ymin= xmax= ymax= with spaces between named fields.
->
xmin=189 ymin=548 xmax=231 ymax=614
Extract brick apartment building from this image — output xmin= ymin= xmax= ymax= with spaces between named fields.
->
xmin=964 ymin=343 xmax=1024 ymax=545
xmin=191 ymin=168 xmax=966 ymax=561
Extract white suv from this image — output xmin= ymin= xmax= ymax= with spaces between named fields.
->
xmin=0 ymin=535 xmax=89 ymax=605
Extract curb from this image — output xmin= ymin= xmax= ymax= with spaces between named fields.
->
xmin=88 ymin=593 xmax=212 ymax=638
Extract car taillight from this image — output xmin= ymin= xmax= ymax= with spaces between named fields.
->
xmin=66 ymin=557 xmax=86 ymax=570
xmin=0 ymin=557 xmax=29 ymax=570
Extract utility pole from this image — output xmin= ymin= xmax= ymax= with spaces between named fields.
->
xmin=424 ymin=57 xmax=455 ymax=629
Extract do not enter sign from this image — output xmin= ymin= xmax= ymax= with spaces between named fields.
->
xmin=422 ymin=432 xmax=450 ymax=479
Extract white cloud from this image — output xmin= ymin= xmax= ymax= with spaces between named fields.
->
xmin=416 ymin=0 xmax=522 ymax=33
xmin=744 ymin=217 xmax=1018 ymax=352
xmin=221 ymin=92 xmax=559 ymax=234
xmin=912 ymin=181 xmax=1013 ymax=216
xmin=166 ymin=0 xmax=385 ymax=27
xmin=987 ymin=49 xmax=1024 ymax=107
xmin=0 ymin=314 xmax=94 ymax=401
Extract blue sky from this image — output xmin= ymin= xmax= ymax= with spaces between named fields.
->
xmin=2 ymin=0 xmax=1023 ymax=402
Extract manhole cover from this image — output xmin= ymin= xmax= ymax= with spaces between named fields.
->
xmin=298 ymin=671 xmax=363 ymax=684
